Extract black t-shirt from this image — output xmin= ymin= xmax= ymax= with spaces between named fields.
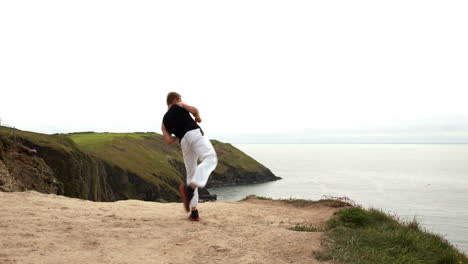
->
xmin=163 ymin=104 xmax=200 ymax=141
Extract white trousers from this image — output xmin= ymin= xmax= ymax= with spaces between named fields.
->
xmin=180 ymin=128 xmax=218 ymax=208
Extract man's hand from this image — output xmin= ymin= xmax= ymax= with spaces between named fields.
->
xmin=168 ymin=136 xmax=179 ymax=145
xmin=161 ymin=124 xmax=179 ymax=145
xmin=195 ymin=116 xmax=202 ymax=123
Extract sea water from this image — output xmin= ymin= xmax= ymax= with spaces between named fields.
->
xmin=209 ymin=144 xmax=468 ymax=253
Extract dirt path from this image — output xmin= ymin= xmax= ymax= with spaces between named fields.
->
xmin=0 ymin=191 xmax=338 ymax=264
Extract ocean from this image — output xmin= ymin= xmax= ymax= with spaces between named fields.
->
xmin=208 ymin=144 xmax=468 ymax=253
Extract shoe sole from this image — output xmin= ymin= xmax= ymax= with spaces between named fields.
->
xmin=179 ymin=184 xmax=190 ymax=212
xmin=189 ymin=217 xmax=200 ymax=221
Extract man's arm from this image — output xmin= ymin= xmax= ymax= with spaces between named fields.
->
xmin=161 ymin=124 xmax=178 ymax=145
xmin=178 ymin=102 xmax=202 ymax=123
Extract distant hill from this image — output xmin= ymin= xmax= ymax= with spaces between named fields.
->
xmin=0 ymin=126 xmax=280 ymax=202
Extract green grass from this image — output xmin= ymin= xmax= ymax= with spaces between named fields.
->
xmin=289 ymin=224 xmax=325 ymax=232
xmin=0 ymin=126 xmax=79 ymax=153
xmin=280 ymin=198 xmax=350 ymax=208
xmin=68 ymin=132 xmax=149 ymax=152
xmin=316 ymin=206 xmax=468 ymax=264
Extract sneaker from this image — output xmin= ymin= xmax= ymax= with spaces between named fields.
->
xmin=179 ymin=184 xmax=194 ymax=212
xmin=189 ymin=210 xmax=200 ymax=221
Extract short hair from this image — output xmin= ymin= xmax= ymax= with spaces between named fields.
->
xmin=166 ymin=92 xmax=181 ymax=105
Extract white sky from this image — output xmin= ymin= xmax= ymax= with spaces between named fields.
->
xmin=1 ymin=1 xmax=467 ymax=142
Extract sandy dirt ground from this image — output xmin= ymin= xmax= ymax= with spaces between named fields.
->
xmin=0 ymin=191 xmax=338 ymax=264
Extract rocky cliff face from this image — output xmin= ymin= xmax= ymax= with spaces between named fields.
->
xmin=0 ymin=135 xmax=180 ymax=202
xmin=0 ymin=127 xmax=280 ymax=202
xmin=0 ymin=135 xmax=61 ymax=193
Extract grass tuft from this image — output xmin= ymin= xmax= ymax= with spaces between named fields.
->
xmin=241 ymin=195 xmax=467 ymax=263
xmin=254 ymin=196 xmax=273 ymax=200
xmin=338 ymin=207 xmax=369 ymax=227
xmin=289 ymin=224 xmax=325 ymax=232
xmin=316 ymin=207 xmax=468 ymax=264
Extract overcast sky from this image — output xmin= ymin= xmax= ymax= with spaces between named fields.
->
xmin=1 ymin=1 xmax=467 ymax=143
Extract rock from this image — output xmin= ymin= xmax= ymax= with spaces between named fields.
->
xmin=0 ymin=159 xmax=16 ymax=191
xmin=19 ymin=145 xmax=37 ymax=155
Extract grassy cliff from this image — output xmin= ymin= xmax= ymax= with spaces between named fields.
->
xmin=249 ymin=196 xmax=467 ymax=264
xmin=316 ymin=206 xmax=468 ymax=264
xmin=0 ymin=127 xmax=279 ymax=202
xmin=67 ymin=132 xmax=279 ymax=188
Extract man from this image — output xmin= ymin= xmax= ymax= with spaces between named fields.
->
xmin=161 ymin=92 xmax=218 ymax=221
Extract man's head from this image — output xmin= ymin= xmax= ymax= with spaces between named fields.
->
xmin=166 ymin=92 xmax=181 ymax=105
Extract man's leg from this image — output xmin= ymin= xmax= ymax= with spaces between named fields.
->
xmin=190 ymin=188 xmax=199 ymax=211
xmin=189 ymin=130 xmax=218 ymax=189
xmin=181 ymin=137 xmax=199 ymax=211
